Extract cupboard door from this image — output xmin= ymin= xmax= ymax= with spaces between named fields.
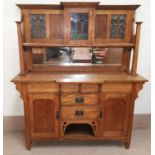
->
xmin=93 ymin=14 xmax=108 ymax=43
xmin=100 ymin=93 xmax=130 ymax=137
xmin=29 ymin=10 xmax=65 ymax=44
xmin=29 ymin=93 xmax=59 ymax=139
xmin=66 ymin=8 xmax=93 ymax=45
xmin=93 ymin=10 xmax=134 ymax=44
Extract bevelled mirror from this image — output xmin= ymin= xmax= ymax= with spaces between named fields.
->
xmin=32 ymin=47 xmax=123 ymax=65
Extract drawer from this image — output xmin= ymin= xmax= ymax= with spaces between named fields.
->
xmin=61 ymin=94 xmax=98 ymax=105
xmin=61 ymin=106 xmax=97 ymax=119
xmin=61 ymin=84 xmax=79 ymax=92
xmin=27 ymin=83 xmax=59 ymax=93
xmin=101 ymin=83 xmax=132 ymax=93
xmin=81 ymin=84 xmax=98 ymax=93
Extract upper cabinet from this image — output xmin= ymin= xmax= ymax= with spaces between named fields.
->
xmin=18 ymin=3 xmax=139 ymax=46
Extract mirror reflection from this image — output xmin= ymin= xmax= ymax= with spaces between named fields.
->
xmin=32 ymin=47 xmax=123 ymax=65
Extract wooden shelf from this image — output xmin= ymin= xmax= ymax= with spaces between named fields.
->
xmin=23 ymin=43 xmax=135 ymax=48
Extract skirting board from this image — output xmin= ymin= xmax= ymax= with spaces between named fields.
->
xmin=3 ymin=114 xmax=151 ymax=131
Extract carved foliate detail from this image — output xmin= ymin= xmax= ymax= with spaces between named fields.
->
xmin=30 ymin=14 xmax=46 ymax=38
xmin=111 ymin=14 xmax=126 ymax=38
xmin=134 ymin=83 xmax=144 ymax=99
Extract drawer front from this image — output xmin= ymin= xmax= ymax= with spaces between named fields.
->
xmin=101 ymin=83 xmax=132 ymax=93
xmin=61 ymin=84 xmax=79 ymax=92
xmin=81 ymin=84 xmax=98 ymax=92
xmin=61 ymin=106 xmax=97 ymax=119
xmin=61 ymin=94 xmax=98 ymax=105
xmin=28 ymin=83 xmax=59 ymax=93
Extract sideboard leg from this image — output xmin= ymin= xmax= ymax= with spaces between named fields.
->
xmin=26 ymin=139 xmax=32 ymax=150
xmin=125 ymin=141 xmax=130 ymax=149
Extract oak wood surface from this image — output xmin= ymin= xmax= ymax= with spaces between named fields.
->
xmin=29 ymin=93 xmax=59 ymax=139
xmin=61 ymin=94 xmax=98 ymax=105
xmin=131 ymin=22 xmax=142 ymax=75
xmin=16 ymin=4 xmax=140 ymax=10
xmin=23 ymin=42 xmax=135 ymax=47
xmin=16 ymin=22 xmax=26 ymax=75
xmin=61 ymin=105 xmax=98 ymax=119
xmin=13 ymin=2 xmax=147 ymax=150
xmin=12 ymin=72 xmax=147 ymax=83
xmin=100 ymin=93 xmax=130 ymax=137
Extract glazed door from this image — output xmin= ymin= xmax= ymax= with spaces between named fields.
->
xmin=100 ymin=93 xmax=130 ymax=137
xmin=29 ymin=93 xmax=59 ymax=139
xmin=66 ymin=8 xmax=93 ymax=45
xmin=93 ymin=10 xmax=134 ymax=45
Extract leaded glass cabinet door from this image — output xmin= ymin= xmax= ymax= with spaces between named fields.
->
xmin=66 ymin=9 xmax=93 ymax=45
xmin=93 ymin=11 xmax=134 ymax=45
xmin=29 ymin=11 xmax=65 ymax=44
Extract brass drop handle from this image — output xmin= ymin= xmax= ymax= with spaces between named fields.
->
xmin=75 ymin=110 xmax=84 ymax=116
xmin=75 ymin=96 xmax=84 ymax=104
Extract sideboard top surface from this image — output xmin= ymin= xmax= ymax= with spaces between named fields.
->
xmin=12 ymin=72 xmax=147 ymax=83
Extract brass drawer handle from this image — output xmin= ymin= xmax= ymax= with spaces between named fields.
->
xmin=75 ymin=110 xmax=84 ymax=116
xmin=75 ymin=96 xmax=84 ymax=104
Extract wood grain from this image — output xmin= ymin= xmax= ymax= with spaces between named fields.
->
xmin=61 ymin=105 xmax=98 ymax=119
xmin=12 ymin=2 xmax=147 ymax=150
xmin=61 ymin=94 xmax=98 ymax=105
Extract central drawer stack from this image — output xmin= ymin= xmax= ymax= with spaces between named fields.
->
xmin=60 ymin=84 xmax=99 ymax=137
xmin=61 ymin=94 xmax=98 ymax=119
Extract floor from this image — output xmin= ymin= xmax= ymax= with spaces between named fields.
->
xmin=4 ymin=127 xmax=150 ymax=155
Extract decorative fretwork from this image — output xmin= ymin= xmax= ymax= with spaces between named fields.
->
xmin=111 ymin=15 xmax=126 ymax=38
xmin=30 ymin=14 xmax=46 ymax=38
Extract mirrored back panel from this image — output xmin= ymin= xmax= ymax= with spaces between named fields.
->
xmin=32 ymin=47 xmax=123 ymax=65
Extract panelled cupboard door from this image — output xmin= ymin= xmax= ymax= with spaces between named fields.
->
xmin=99 ymin=93 xmax=130 ymax=137
xmin=93 ymin=10 xmax=134 ymax=44
xmin=66 ymin=8 xmax=93 ymax=45
xmin=26 ymin=10 xmax=65 ymax=44
xmin=29 ymin=93 xmax=59 ymax=139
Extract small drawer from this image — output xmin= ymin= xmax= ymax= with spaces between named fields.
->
xmin=61 ymin=94 xmax=98 ymax=105
xmin=27 ymin=83 xmax=59 ymax=93
xmin=61 ymin=106 xmax=97 ymax=119
xmin=101 ymin=83 xmax=132 ymax=93
xmin=61 ymin=84 xmax=79 ymax=92
xmin=81 ymin=84 xmax=98 ymax=93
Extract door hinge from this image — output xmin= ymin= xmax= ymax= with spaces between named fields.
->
xmin=21 ymin=15 xmax=24 ymax=22
xmin=56 ymin=111 xmax=60 ymax=119
xmin=99 ymin=111 xmax=103 ymax=118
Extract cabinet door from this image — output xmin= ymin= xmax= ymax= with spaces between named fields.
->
xmin=93 ymin=13 xmax=108 ymax=44
xmin=100 ymin=93 xmax=130 ymax=137
xmin=28 ymin=10 xmax=65 ymax=44
xmin=66 ymin=8 xmax=93 ymax=45
xmin=29 ymin=93 xmax=59 ymax=139
xmin=93 ymin=10 xmax=134 ymax=45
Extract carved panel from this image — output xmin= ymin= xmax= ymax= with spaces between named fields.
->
xmin=111 ymin=15 xmax=126 ymax=38
xmin=103 ymin=98 xmax=126 ymax=131
xmin=30 ymin=14 xmax=46 ymax=38
xmin=95 ymin=14 xmax=107 ymax=39
xmin=33 ymin=99 xmax=55 ymax=133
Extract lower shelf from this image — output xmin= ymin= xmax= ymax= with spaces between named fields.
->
xmin=64 ymin=124 xmax=95 ymax=137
